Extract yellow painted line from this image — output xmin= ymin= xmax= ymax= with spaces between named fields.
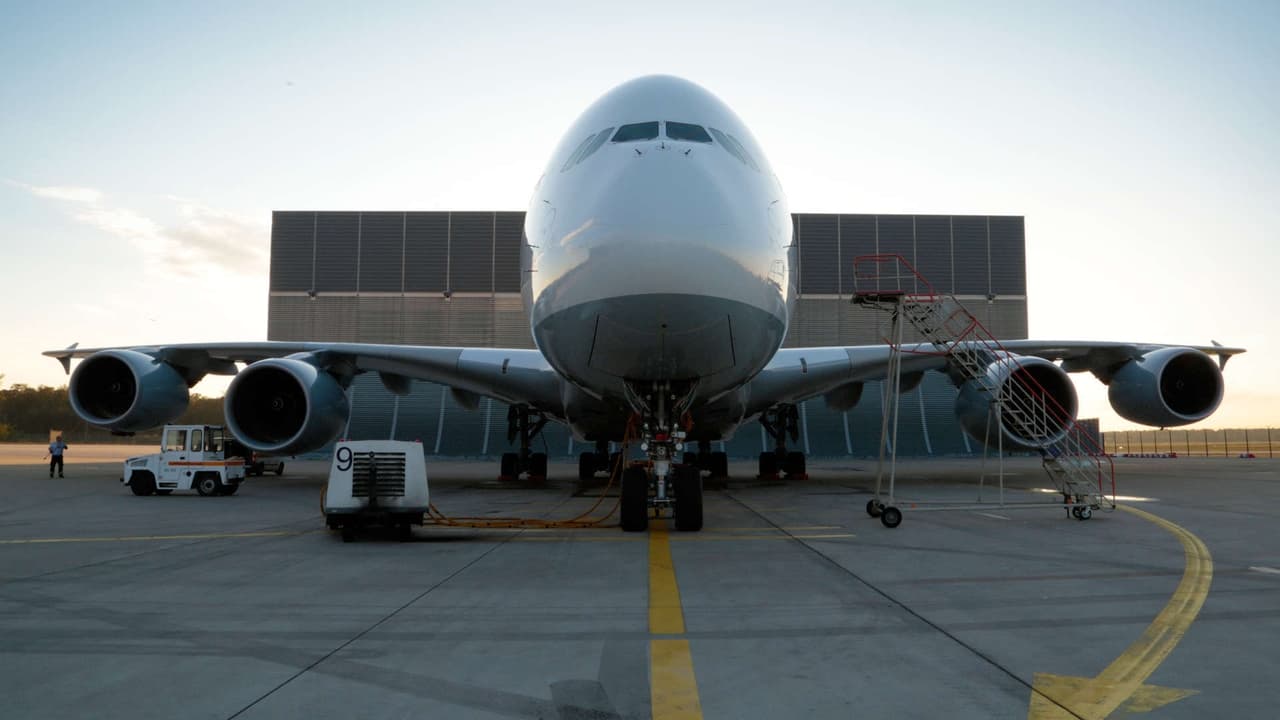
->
xmin=700 ymin=526 xmax=842 ymax=532
xmin=513 ymin=536 xmax=639 ymax=543
xmin=648 ymin=520 xmax=685 ymax=634
xmin=510 ymin=532 xmax=854 ymax=543
xmin=1028 ymin=504 xmax=1213 ymax=719
xmin=671 ymin=533 xmax=854 ymax=542
xmin=651 ymin=639 xmax=703 ymax=719
xmin=648 ymin=519 xmax=703 ymax=720
xmin=0 ymin=530 xmax=305 ymax=545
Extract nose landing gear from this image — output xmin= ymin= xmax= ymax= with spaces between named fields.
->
xmin=619 ymin=381 xmax=705 ymax=533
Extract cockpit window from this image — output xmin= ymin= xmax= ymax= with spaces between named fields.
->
xmin=665 ymin=121 xmax=712 ymax=143
xmin=665 ymin=121 xmax=716 ymax=142
xmin=708 ymin=127 xmax=760 ymax=171
xmin=560 ymin=127 xmax=617 ymax=172
xmin=561 ymin=132 xmax=598 ymax=172
xmin=612 ymin=122 xmax=660 ymax=142
xmin=576 ymin=127 xmax=613 ymax=164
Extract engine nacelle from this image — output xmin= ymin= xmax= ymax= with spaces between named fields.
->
xmin=954 ymin=355 xmax=1078 ymax=451
xmin=1108 ymin=347 xmax=1223 ymax=427
xmin=68 ymin=350 xmax=189 ymax=432
xmin=224 ymin=358 xmax=349 ymax=455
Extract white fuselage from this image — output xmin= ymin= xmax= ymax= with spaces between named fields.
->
xmin=522 ymin=76 xmax=794 ymax=405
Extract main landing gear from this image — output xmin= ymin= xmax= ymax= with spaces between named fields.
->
xmin=500 ymin=405 xmax=549 ymax=483
xmin=758 ymin=404 xmax=807 ymax=481
xmin=682 ymin=440 xmax=729 ymax=489
xmin=578 ymin=439 xmax=622 ymax=489
xmin=619 ymin=381 xmax=704 ymax=533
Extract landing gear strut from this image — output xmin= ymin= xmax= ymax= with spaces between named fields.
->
xmin=500 ymin=405 xmax=548 ymax=482
xmin=758 ymin=404 xmax=806 ymax=480
xmin=619 ymin=381 xmax=704 ymax=533
xmin=578 ymin=439 xmax=615 ymax=488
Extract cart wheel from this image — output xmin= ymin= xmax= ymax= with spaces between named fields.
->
xmin=341 ymin=527 xmax=356 ymax=543
xmin=880 ymin=506 xmax=902 ymax=528
xmin=866 ymin=499 xmax=883 ymax=518
xmin=195 ymin=474 xmax=223 ymax=497
xmin=1078 ymin=507 xmax=1092 ymax=521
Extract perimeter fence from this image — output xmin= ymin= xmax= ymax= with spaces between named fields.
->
xmin=1102 ymin=428 xmax=1276 ymax=458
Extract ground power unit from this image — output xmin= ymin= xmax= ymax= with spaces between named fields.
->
xmin=322 ymin=440 xmax=429 ymax=541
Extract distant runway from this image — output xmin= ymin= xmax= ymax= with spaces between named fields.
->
xmin=0 ymin=442 xmax=145 ymax=465
xmin=1 ymin=453 xmax=1277 ymax=719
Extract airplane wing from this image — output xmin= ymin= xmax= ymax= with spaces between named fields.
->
xmin=44 ymin=342 xmax=565 ymax=416
xmin=744 ymin=340 xmax=1246 ymax=418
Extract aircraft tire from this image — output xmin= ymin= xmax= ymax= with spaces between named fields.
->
xmin=578 ymin=452 xmax=596 ymax=482
xmin=710 ymin=451 xmax=729 ymax=479
xmin=499 ymin=453 xmax=519 ymax=479
xmin=528 ymin=452 xmax=548 ymax=480
xmin=784 ymin=451 xmax=806 ymax=477
xmin=621 ymin=466 xmax=649 ymax=532
xmin=758 ymin=452 xmax=778 ymax=479
xmin=673 ymin=465 xmax=703 ymax=532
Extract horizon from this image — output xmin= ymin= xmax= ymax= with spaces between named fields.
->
xmin=2 ymin=2 xmax=1276 ymax=432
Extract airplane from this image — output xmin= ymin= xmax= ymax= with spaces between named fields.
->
xmin=46 ymin=75 xmax=1244 ymax=533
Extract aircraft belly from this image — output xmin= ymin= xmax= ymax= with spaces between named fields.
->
xmin=534 ymin=293 xmax=784 ymax=398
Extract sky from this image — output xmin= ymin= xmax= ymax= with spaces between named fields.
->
xmin=1 ymin=0 xmax=1277 ymax=431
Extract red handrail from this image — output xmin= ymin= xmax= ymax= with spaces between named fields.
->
xmin=853 ymin=253 xmax=1115 ymax=501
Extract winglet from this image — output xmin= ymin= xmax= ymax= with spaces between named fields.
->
xmin=53 ymin=342 xmax=79 ymax=375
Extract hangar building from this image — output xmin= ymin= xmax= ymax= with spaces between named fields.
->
xmin=267 ymin=212 xmax=1028 ymax=458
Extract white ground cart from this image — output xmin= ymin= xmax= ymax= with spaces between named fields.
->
xmin=322 ymin=440 xmax=430 ymax=542
xmin=121 ymin=425 xmax=248 ymax=496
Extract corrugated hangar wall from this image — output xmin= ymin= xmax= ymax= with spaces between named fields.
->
xmin=267 ymin=211 xmax=1029 ymax=458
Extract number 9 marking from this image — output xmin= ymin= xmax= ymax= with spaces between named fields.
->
xmin=336 ymin=446 xmax=353 ymax=472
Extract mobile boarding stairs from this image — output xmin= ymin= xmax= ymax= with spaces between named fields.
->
xmin=850 ymin=254 xmax=1115 ymax=528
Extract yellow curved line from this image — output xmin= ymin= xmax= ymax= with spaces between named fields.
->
xmin=1035 ymin=505 xmax=1213 ymax=718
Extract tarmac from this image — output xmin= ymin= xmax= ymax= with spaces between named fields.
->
xmin=1 ymin=444 xmax=1277 ymax=719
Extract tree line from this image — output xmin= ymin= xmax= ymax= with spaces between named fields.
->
xmin=0 ymin=383 xmax=226 ymax=443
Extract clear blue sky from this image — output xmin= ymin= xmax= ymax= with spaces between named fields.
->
xmin=2 ymin=1 xmax=1277 ymax=430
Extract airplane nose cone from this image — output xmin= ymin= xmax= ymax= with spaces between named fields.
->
xmin=529 ymin=143 xmax=791 ymax=389
xmin=594 ymin=145 xmax=745 ymax=230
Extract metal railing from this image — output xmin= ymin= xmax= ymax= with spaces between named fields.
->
xmin=853 ymin=254 xmax=1115 ymax=510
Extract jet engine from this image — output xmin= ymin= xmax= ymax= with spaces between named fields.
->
xmin=68 ymin=350 xmax=189 ymax=432
xmin=1108 ymin=347 xmax=1223 ymax=427
xmin=954 ymin=355 xmax=1078 ymax=451
xmin=224 ymin=358 xmax=349 ymax=455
